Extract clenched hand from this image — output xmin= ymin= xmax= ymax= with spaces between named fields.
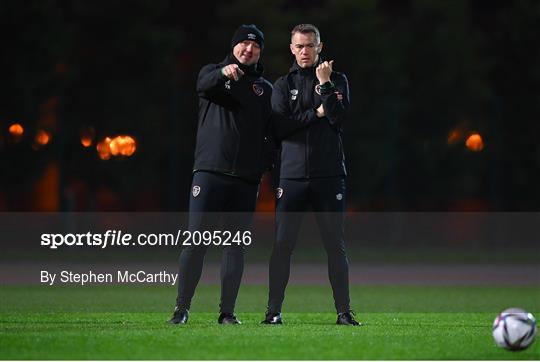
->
xmin=315 ymin=60 xmax=333 ymax=84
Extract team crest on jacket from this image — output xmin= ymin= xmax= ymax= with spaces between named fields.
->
xmin=315 ymin=84 xmax=322 ymax=95
xmin=225 ymin=80 xmax=231 ymax=90
xmin=276 ymin=187 xmax=283 ymax=199
xmin=252 ymin=83 xmax=264 ymax=96
xmin=192 ymin=185 xmax=201 ymax=198
xmin=290 ymin=89 xmax=298 ymax=101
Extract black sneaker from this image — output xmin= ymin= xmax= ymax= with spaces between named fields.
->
xmin=261 ymin=312 xmax=282 ymax=325
xmin=218 ymin=313 xmax=242 ymax=325
xmin=336 ymin=311 xmax=361 ymax=326
xmin=169 ymin=306 xmax=189 ymax=324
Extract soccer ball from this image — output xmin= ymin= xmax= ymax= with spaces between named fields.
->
xmin=492 ymin=308 xmax=537 ymax=350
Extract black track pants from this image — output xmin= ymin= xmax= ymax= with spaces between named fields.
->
xmin=268 ymin=177 xmax=351 ymax=313
xmin=176 ymin=171 xmax=258 ymax=314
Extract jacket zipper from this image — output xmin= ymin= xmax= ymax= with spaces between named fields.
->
xmin=306 ymin=128 xmax=310 ymax=178
xmin=303 ymin=76 xmax=310 ymax=178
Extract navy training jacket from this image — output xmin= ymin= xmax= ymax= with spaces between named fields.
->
xmin=193 ymin=54 xmax=273 ymax=181
xmin=272 ymin=60 xmax=349 ymax=179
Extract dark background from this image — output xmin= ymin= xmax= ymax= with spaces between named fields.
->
xmin=2 ymin=0 xmax=539 ymax=212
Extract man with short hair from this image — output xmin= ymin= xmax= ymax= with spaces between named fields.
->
xmin=262 ymin=24 xmax=359 ymax=326
xmin=169 ymin=24 xmax=272 ymax=325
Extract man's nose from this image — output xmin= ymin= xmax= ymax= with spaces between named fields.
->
xmin=245 ymin=44 xmax=253 ymax=52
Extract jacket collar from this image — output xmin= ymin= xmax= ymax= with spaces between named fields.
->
xmin=289 ymin=58 xmax=323 ymax=74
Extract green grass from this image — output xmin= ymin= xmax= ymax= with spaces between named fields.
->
xmin=1 ymin=285 xmax=539 ymax=359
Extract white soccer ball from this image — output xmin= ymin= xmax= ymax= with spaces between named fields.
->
xmin=492 ymin=308 xmax=537 ymax=350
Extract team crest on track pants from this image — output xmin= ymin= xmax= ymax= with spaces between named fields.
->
xmin=268 ymin=177 xmax=351 ymax=313
xmin=176 ymin=171 xmax=259 ymax=313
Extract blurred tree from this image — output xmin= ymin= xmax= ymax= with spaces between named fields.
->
xmin=1 ymin=0 xmax=538 ymax=211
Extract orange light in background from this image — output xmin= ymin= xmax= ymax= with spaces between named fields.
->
xmin=80 ymin=127 xmax=95 ymax=148
xmin=35 ymin=130 xmax=51 ymax=146
xmin=109 ymin=135 xmax=137 ymax=157
xmin=447 ymin=129 xmax=462 ymax=145
xmin=9 ymin=123 xmax=24 ymax=137
xmin=81 ymin=136 xmax=93 ymax=148
xmin=97 ymin=137 xmax=113 ymax=160
xmin=255 ymin=173 xmax=275 ymax=212
xmin=466 ymin=133 xmax=484 ymax=152
xmin=32 ymin=162 xmax=60 ymax=211
xmin=96 ymin=135 xmax=137 ymax=160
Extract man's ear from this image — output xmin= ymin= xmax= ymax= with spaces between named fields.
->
xmin=290 ymin=43 xmax=295 ymax=54
xmin=317 ymin=42 xmax=324 ymax=54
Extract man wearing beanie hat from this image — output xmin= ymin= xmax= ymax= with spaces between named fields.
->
xmin=230 ymin=24 xmax=264 ymax=51
xmin=169 ymin=24 xmax=272 ymax=325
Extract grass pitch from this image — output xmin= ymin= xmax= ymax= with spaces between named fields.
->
xmin=1 ymin=284 xmax=539 ymax=360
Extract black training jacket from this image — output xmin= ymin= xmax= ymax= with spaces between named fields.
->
xmin=193 ymin=54 xmax=273 ymax=181
xmin=272 ymin=60 xmax=349 ymax=179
